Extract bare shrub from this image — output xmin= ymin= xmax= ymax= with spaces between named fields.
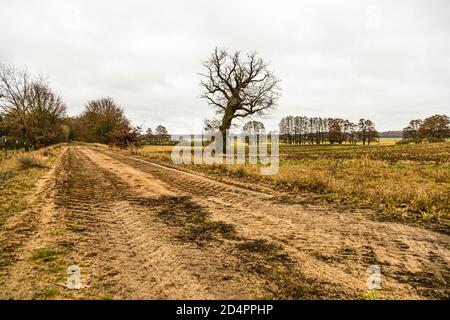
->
xmin=16 ymin=154 xmax=45 ymax=170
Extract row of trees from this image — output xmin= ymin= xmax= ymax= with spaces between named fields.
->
xmin=279 ymin=116 xmax=379 ymax=145
xmin=402 ymin=115 xmax=450 ymax=143
xmin=3 ymin=48 xmax=448 ymax=152
xmin=142 ymin=126 xmax=171 ymax=145
xmin=64 ymin=98 xmax=172 ymax=147
xmin=66 ymin=97 xmax=145 ymax=148
xmin=1 ymin=64 xmax=172 ymax=150
xmin=3 ymin=48 xmax=279 ymax=152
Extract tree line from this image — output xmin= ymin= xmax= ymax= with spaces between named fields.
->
xmin=141 ymin=126 xmax=171 ymax=145
xmin=0 ymin=63 xmax=171 ymax=151
xmin=401 ymin=115 xmax=450 ymax=143
xmin=2 ymin=51 xmax=449 ymax=153
xmin=2 ymin=47 xmax=280 ymax=152
xmin=68 ymin=99 xmax=172 ymax=147
xmin=279 ymin=116 xmax=379 ymax=145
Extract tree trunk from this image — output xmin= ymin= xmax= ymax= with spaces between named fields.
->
xmin=218 ymin=104 xmax=235 ymax=155
xmin=219 ymin=120 xmax=232 ymax=154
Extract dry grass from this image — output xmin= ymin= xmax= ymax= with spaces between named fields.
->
xmin=127 ymin=142 xmax=450 ymax=230
xmin=378 ymin=138 xmax=401 ymax=145
xmin=122 ymin=145 xmax=173 ymax=161
xmin=16 ymin=154 xmax=46 ymax=170
xmin=0 ymin=145 xmax=63 ymax=227
xmin=269 ymin=158 xmax=449 ymax=225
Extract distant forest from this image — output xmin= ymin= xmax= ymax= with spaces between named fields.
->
xmin=379 ymin=131 xmax=402 ymax=138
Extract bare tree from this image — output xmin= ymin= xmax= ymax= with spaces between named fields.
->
xmin=418 ymin=114 xmax=450 ymax=142
xmin=202 ymin=118 xmax=221 ymax=135
xmin=343 ymin=120 xmax=357 ymax=144
xmin=279 ymin=117 xmax=290 ymax=144
xmin=358 ymin=119 xmax=379 ymax=145
xmin=155 ymin=125 xmax=170 ymax=145
xmin=402 ymin=119 xmax=423 ymax=143
xmin=81 ymin=97 xmax=130 ymax=143
xmin=108 ymin=126 xmax=142 ymax=149
xmin=142 ymin=128 xmax=155 ymax=144
xmin=28 ymin=82 xmax=66 ymax=148
xmin=242 ymin=120 xmax=265 ymax=144
xmin=242 ymin=120 xmax=265 ymax=135
xmin=279 ymin=115 xmax=360 ymax=145
xmin=328 ymin=118 xmax=345 ymax=144
xmin=199 ymin=47 xmax=281 ymax=152
xmin=0 ymin=64 xmax=66 ymax=149
xmin=0 ymin=64 xmax=34 ymax=150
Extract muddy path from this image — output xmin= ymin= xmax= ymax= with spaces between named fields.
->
xmin=0 ymin=146 xmax=448 ymax=299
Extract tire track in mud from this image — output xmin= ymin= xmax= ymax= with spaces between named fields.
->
xmin=51 ymin=146 xmax=329 ymax=299
xmin=94 ymin=147 xmax=450 ymax=300
xmin=51 ymin=148 xmax=230 ymax=299
xmin=2 ymin=146 xmax=448 ymax=299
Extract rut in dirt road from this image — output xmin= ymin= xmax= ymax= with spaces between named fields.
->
xmin=91 ymin=146 xmax=450 ymax=299
xmin=50 ymin=147 xmax=224 ymax=299
xmin=1 ymin=146 xmax=333 ymax=299
xmin=54 ymin=147 xmax=323 ymax=299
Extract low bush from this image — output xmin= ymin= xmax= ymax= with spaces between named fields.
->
xmin=16 ymin=154 xmax=45 ymax=170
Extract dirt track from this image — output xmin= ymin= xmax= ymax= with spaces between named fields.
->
xmin=0 ymin=146 xmax=448 ymax=299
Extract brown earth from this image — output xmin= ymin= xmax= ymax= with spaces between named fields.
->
xmin=0 ymin=145 xmax=448 ymax=299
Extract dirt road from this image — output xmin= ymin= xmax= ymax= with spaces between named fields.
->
xmin=0 ymin=146 xmax=448 ymax=299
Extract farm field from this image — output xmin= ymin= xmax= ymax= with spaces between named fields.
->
xmin=124 ymin=142 xmax=450 ymax=231
xmin=378 ymin=138 xmax=402 ymax=145
xmin=0 ymin=144 xmax=449 ymax=300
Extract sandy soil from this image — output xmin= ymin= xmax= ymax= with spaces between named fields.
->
xmin=0 ymin=145 xmax=448 ymax=299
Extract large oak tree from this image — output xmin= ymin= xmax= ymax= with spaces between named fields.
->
xmin=418 ymin=114 xmax=450 ymax=142
xmin=199 ymin=48 xmax=281 ymax=152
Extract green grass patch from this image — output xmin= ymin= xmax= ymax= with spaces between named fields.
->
xmin=33 ymin=287 xmax=59 ymax=300
xmin=363 ymin=289 xmax=379 ymax=300
xmin=0 ymin=145 xmax=64 ymax=227
xmin=30 ymin=248 xmax=60 ymax=263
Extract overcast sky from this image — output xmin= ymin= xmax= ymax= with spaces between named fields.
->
xmin=1 ymin=0 xmax=449 ymax=132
